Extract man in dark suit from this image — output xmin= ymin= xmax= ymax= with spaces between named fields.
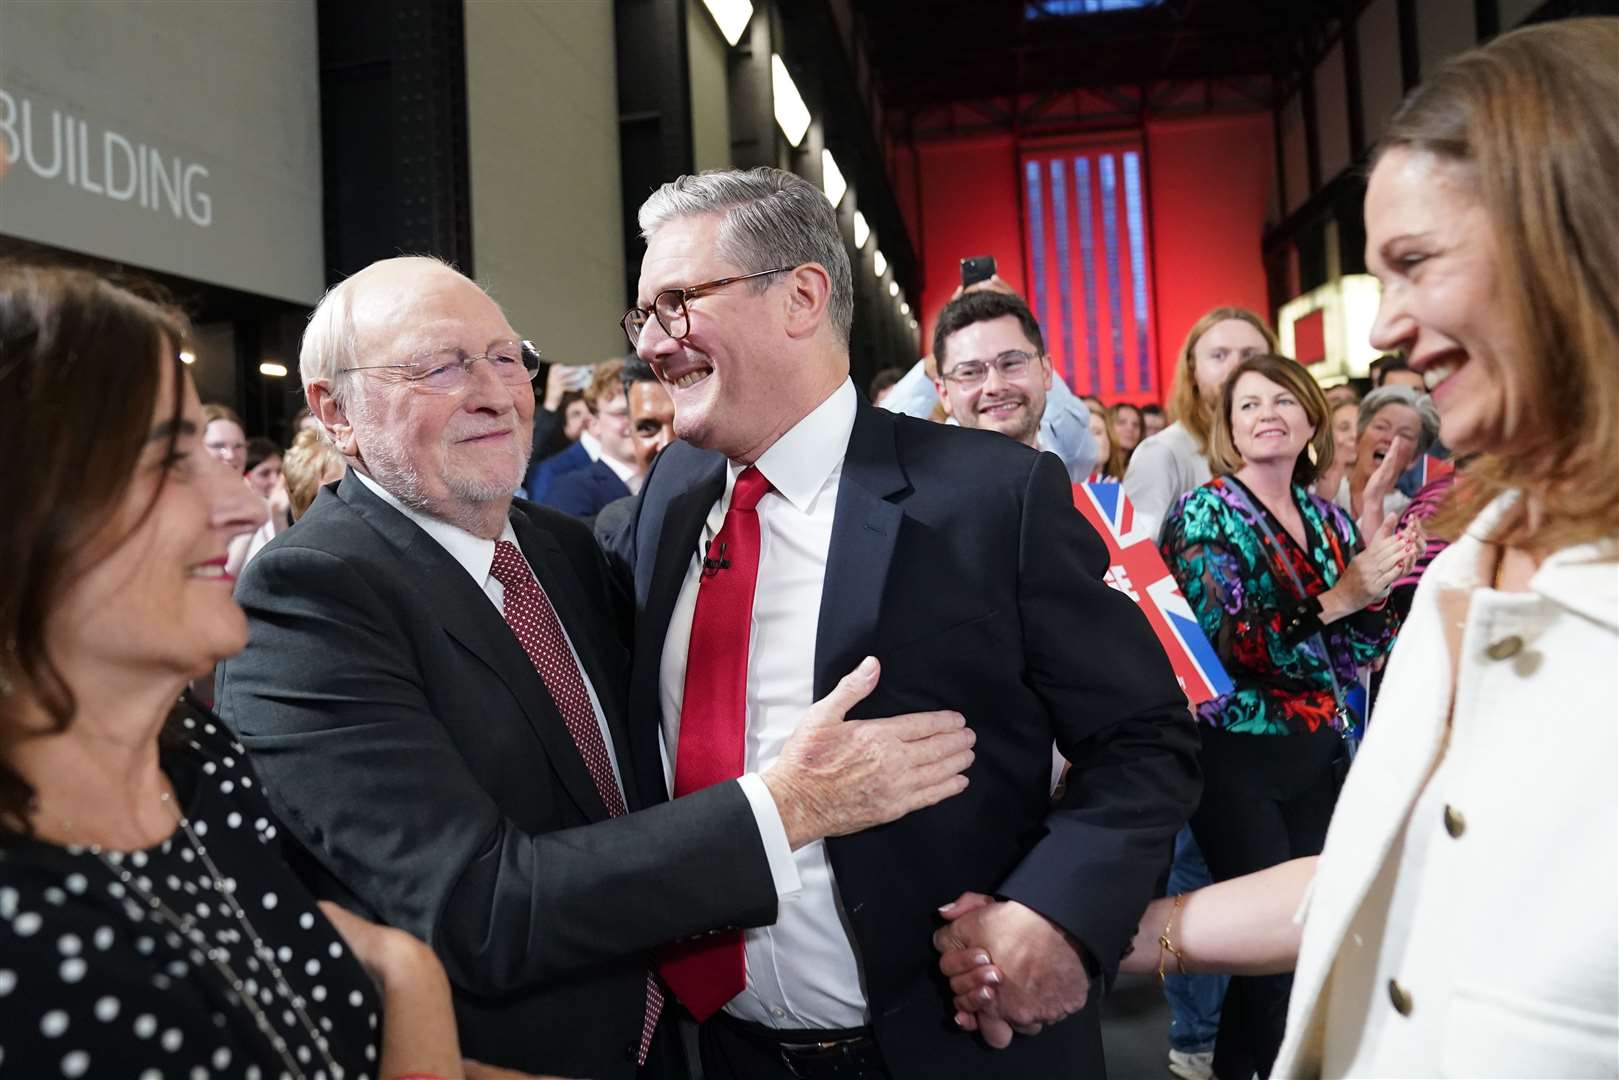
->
xmin=617 ymin=168 xmax=1199 ymax=1079
xmin=544 ymin=359 xmax=644 ymax=519
xmin=215 ymin=255 xmax=976 ymax=1079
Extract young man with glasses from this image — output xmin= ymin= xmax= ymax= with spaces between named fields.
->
xmin=618 ymin=167 xmax=1197 ymax=1080
xmin=929 ymin=291 xmax=1054 ymax=451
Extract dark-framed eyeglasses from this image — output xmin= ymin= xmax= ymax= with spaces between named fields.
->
xmin=621 ymin=266 xmax=794 ymax=348
xmin=941 ymin=350 xmax=1039 ymax=388
xmin=340 ymin=339 xmax=542 ymax=394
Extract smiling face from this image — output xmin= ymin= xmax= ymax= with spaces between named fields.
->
xmin=933 ymin=314 xmax=1052 ymax=448
xmin=1230 ymin=370 xmax=1316 ymax=470
xmin=589 ymin=388 xmax=638 ymax=468
xmin=335 ymin=264 xmax=534 ymax=528
xmin=1365 ymin=148 xmax=1515 ymax=456
xmin=628 ymin=379 xmax=676 ymax=469
xmin=50 ymin=357 xmax=266 ymax=684
xmin=634 ymin=214 xmax=801 ymax=460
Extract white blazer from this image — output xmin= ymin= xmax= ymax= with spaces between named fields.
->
xmin=1274 ymin=493 xmax=1619 ymax=1078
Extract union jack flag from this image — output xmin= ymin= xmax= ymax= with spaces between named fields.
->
xmin=1072 ymin=482 xmax=1234 ymax=706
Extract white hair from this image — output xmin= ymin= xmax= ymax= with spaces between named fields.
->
xmin=1358 ymin=383 xmax=1442 ymax=457
xmin=638 ymin=167 xmax=854 ymax=345
xmin=299 ymin=254 xmax=462 ymax=409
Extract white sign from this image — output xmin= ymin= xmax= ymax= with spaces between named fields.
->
xmin=0 ymin=1 xmax=323 ymax=304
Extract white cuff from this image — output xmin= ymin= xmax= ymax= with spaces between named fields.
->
xmin=736 ymin=773 xmax=803 ymax=900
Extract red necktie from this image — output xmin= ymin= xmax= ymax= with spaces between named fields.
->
xmin=658 ymin=465 xmax=773 ymax=1021
xmin=489 ymin=539 xmax=664 ymax=1063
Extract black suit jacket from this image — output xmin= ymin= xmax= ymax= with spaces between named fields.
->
xmin=620 ymin=401 xmax=1200 ymax=1079
xmin=216 ymin=472 xmax=778 ymax=1078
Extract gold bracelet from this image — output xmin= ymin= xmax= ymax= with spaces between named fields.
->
xmin=1157 ymin=894 xmax=1187 ymax=985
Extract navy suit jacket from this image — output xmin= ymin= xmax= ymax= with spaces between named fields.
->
xmin=615 ymin=400 xmax=1200 ymax=1079
xmin=524 ymin=439 xmax=590 ymax=505
xmin=543 ymin=458 xmax=632 ymax=520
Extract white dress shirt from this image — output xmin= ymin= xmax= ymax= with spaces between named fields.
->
xmin=658 ymin=378 xmax=869 ymax=1030
xmin=353 ymin=471 xmax=625 ymax=794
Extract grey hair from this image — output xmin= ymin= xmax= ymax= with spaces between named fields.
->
xmin=299 ymin=254 xmax=462 ymax=409
xmin=1358 ymin=383 xmax=1441 ymax=457
xmin=637 ymin=167 xmax=853 ymax=345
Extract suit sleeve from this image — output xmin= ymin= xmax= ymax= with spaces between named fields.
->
xmin=995 ymin=452 xmax=1202 ymax=979
xmin=216 ymin=542 xmax=778 ymax=998
xmin=540 ymin=467 xmax=596 ymax=516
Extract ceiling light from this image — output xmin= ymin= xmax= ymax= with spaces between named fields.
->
xmin=771 ymin=55 xmax=811 ymax=147
xmin=873 ymin=249 xmax=887 ymax=277
xmin=821 ymin=149 xmax=847 ymax=207
xmin=260 ymin=361 xmax=288 ymax=378
xmin=853 ymin=211 xmax=870 ymax=249
xmin=888 ymin=280 xmax=900 ymax=297
xmin=178 ymin=350 xmax=196 ymax=365
xmin=900 ymin=301 xmax=910 ymax=315
xmin=700 ymin=0 xmax=753 ymax=46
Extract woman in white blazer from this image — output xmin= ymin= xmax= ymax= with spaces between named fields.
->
xmin=941 ymin=18 xmax=1619 ymax=1077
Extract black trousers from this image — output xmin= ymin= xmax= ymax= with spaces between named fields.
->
xmin=1190 ymin=725 xmax=1344 ymax=1080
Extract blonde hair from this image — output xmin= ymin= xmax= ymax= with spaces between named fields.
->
xmin=1166 ymin=307 xmax=1279 ymax=453
xmin=584 ymin=359 xmax=627 ymax=413
xmin=1208 ymin=354 xmax=1335 ymax=487
xmin=1377 ymin=18 xmax=1619 ymax=553
xmin=282 ymin=427 xmax=344 ymax=521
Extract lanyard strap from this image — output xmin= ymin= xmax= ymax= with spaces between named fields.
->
xmin=1223 ymin=480 xmax=1356 ymax=735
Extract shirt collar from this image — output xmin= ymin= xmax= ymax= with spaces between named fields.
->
xmin=354 ymin=470 xmax=517 ymax=588
xmin=734 ymin=378 xmax=857 ymax=513
xmin=578 ymin=430 xmax=603 ymax=461
xmin=598 ymin=450 xmax=641 ymax=490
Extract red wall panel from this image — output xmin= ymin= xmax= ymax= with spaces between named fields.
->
xmin=1143 ymin=114 xmax=1275 ymax=397
xmin=911 ymin=112 xmax=1274 ymax=402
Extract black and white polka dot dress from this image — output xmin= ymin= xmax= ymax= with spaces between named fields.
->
xmin=0 ymin=711 xmax=380 ymax=1078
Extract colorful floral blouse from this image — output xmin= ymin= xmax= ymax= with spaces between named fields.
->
xmin=1161 ymin=475 xmax=1399 ymax=735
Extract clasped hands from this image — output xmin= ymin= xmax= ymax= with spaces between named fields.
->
xmin=932 ymin=892 xmax=1092 ymax=1049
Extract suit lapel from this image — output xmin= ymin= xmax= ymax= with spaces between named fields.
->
xmin=337 ymin=474 xmax=611 ymax=824
xmin=629 ymin=454 xmax=727 ymax=805
xmin=814 ymin=403 xmax=909 ymax=699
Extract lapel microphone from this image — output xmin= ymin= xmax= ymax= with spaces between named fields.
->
xmin=702 ymin=540 xmax=730 ymax=577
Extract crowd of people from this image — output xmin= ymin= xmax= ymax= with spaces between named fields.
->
xmin=1 ymin=19 xmax=1614 ymax=1080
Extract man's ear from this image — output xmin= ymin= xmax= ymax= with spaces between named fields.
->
xmin=932 ymin=378 xmax=955 ymax=419
xmin=782 ymin=262 xmax=833 ymax=341
xmin=308 ymin=381 xmax=359 ymax=457
xmin=1040 ymin=353 xmax=1054 ymax=391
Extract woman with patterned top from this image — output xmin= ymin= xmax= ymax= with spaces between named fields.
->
xmin=1158 ymin=354 xmax=1419 ymax=1080
xmin=0 ymin=266 xmax=466 ymax=1080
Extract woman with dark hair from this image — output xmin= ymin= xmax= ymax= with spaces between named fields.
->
xmin=1155 ymin=354 xmax=1416 ymax=1078
xmin=0 ymin=265 xmax=463 ymax=1078
xmin=1082 ymin=400 xmax=1126 ymax=482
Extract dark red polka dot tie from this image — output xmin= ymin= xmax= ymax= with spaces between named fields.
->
xmin=489 ymin=539 xmax=663 ymax=1063
xmin=657 ymin=465 xmax=773 ymax=1021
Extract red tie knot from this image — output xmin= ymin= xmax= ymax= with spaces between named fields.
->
xmin=730 ymin=466 xmax=773 ymax=513
xmin=490 ymin=538 xmax=528 ymax=588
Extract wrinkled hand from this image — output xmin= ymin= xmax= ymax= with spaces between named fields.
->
xmin=933 ymin=892 xmax=1091 ymax=1049
xmin=763 ymin=658 xmax=974 ymax=849
xmin=1357 ymin=432 xmax=1416 ymax=539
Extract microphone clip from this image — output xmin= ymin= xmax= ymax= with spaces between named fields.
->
xmin=701 ymin=541 xmax=730 ymax=577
